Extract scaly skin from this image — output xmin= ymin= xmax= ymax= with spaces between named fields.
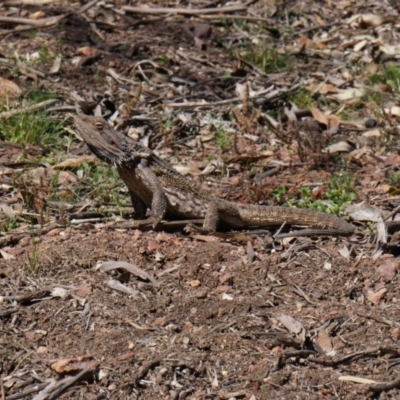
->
xmin=74 ymin=114 xmax=355 ymax=237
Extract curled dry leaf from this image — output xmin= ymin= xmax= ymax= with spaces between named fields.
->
xmin=21 ymin=167 xmax=77 ymax=186
xmin=173 ymin=164 xmax=202 ymax=176
xmin=277 ymin=314 xmax=306 ymax=343
xmin=101 ymin=260 xmax=160 ymax=287
xmin=49 ymin=56 xmax=62 ymax=74
xmin=107 ymin=279 xmax=138 ymax=296
xmin=76 ymin=47 xmax=100 ymax=57
xmin=0 ymin=249 xmax=15 ymax=260
xmin=376 ymin=260 xmax=398 ymax=281
xmin=391 ymin=328 xmax=400 ymax=341
xmin=0 ymin=77 xmax=22 ymax=101
xmin=51 ymin=356 xmax=99 ymax=375
xmin=314 ymin=330 xmax=334 ymax=355
xmin=366 ymin=286 xmax=387 ymax=305
xmin=29 ymin=10 xmax=46 ymax=19
xmin=329 ymin=88 xmax=364 ymax=101
xmin=53 ymin=155 xmax=98 ymax=169
xmin=325 ymin=141 xmax=353 ymax=153
xmin=345 ymin=203 xmax=384 ymax=223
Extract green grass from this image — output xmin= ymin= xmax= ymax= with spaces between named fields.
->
xmin=274 ymin=175 xmax=357 ymax=215
xmin=369 ymin=65 xmax=400 ymax=96
xmin=243 ymin=43 xmax=293 ymax=74
xmin=214 ymin=127 xmax=232 ymax=152
xmin=0 ymin=111 xmax=64 ymax=148
xmin=287 ymin=88 xmax=313 ymax=108
xmin=388 ymin=173 xmax=400 ymax=188
xmin=74 ymin=163 xmax=129 ymax=213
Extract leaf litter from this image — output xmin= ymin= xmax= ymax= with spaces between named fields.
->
xmin=1 ymin=0 xmax=400 ymax=398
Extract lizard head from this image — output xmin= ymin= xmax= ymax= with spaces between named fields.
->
xmin=74 ymin=114 xmax=130 ymax=166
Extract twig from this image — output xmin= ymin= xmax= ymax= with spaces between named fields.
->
xmin=0 ymin=374 xmax=5 ymax=400
xmin=32 ymin=368 xmax=91 ymax=400
xmin=77 ymin=0 xmax=101 ymax=14
xmin=368 ymin=376 xmax=400 ymax=393
xmin=133 ymin=356 xmax=165 ymax=385
xmin=6 ymin=382 xmax=49 ymax=400
xmin=0 ymin=14 xmax=67 ymax=27
xmin=101 ymin=261 xmax=160 ymax=288
xmin=166 ymin=88 xmax=281 ymax=108
xmin=0 ymin=308 xmax=19 ymax=317
xmin=0 ymin=99 xmax=59 ymax=119
xmin=123 ymin=5 xmax=247 ymax=15
xmin=202 ymin=14 xmax=275 ymax=24
xmin=0 ymin=289 xmax=51 ymax=303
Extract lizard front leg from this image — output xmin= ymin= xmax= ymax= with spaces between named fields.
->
xmin=118 ymin=159 xmax=168 ymax=230
xmin=131 ymin=160 xmax=167 ymax=229
xmin=129 ymin=191 xmax=147 ymax=220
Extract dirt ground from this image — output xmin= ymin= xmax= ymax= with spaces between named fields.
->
xmin=1 ymin=0 xmax=400 ymax=399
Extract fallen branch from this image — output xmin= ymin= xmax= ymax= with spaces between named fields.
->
xmin=32 ymin=368 xmax=91 ymax=400
xmin=0 ymin=14 xmax=67 ymax=28
xmin=101 ymin=261 xmax=160 ymax=288
xmin=0 ymin=99 xmax=59 ymax=119
xmin=368 ymin=376 xmax=400 ymax=392
xmin=123 ymin=5 xmax=247 ymax=15
xmin=165 ymin=87 xmax=294 ymax=108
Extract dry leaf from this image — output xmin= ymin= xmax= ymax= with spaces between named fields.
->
xmin=366 ymin=286 xmax=387 ymax=305
xmin=391 ymin=328 xmax=400 ymax=341
xmin=277 ymin=314 xmax=305 ymax=341
xmin=329 ymin=88 xmax=364 ymax=101
xmin=314 ymin=330 xmax=334 ymax=354
xmin=346 ymin=204 xmax=384 ymax=222
xmin=0 ymin=77 xmax=22 ymax=101
xmin=376 ymin=260 xmax=398 ymax=281
xmin=21 ymin=167 xmax=77 ymax=186
xmin=0 ymin=249 xmax=15 ymax=260
xmin=49 ymin=56 xmax=62 ymax=74
xmin=338 ymin=375 xmax=377 ymax=384
xmin=29 ymin=10 xmax=46 ymax=19
xmin=51 ymin=356 xmax=99 ymax=375
xmin=76 ymin=47 xmax=99 ymax=57
xmin=362 ymin=129 xmax=380 ymax=137
xmin=53 ymin=155 xmax=98 ymax=169
xmin=311 ymin=108 xmax=329 ymax=126
xmin=325 ymin=141 xmax=353 ymax=153
xmin=173 ymin=164 xmax=202 ymax=176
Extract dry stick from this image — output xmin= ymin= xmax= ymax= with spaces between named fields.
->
xmin=77 ymin=0 xmax=101 ymax=14
xmin=123 ymin=5 xmax=247 ymax=15
xmin=0 ymin=374 xmax=5 ymax=400
xmin=202 ymin=14 xmax=275 ymax=24
xmin=4 ymin=0 xmax=59 ymax=4
xmin=0 ymin=99 xmax=58 ymax=119
xmin=0 ymin=308 xmax=19 ymax=318
xmin=165 ymin=86 xmax=297 ymax=108
xmin=0 ymin=58 xmax=46 ymax=78
xmin=0 ymin=14 xmax=67 ymax=27
xmin=165 ymin=89 xmax=283 ymax=107
xmin=32 ymin=368 xmax=91 ymax=400
xmin=101 ymin=261 xmax=160 ymax=288
xmin=7 ymin=383 xmax=48 ymax=400
xmin=368 ymin=377 xmax=400 ymax=392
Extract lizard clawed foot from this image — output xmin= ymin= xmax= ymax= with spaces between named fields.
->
xmin=184 ymin=223 xmax=210 ymax=235
xmin=183 ymin=222 xmax=214 ymax=235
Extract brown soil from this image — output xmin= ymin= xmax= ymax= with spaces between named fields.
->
xmin=1 ymin=1 xmax=400 ymax=399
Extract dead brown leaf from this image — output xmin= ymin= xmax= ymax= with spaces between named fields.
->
xmin=51 ymin=356 xmax=99 ymax=375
